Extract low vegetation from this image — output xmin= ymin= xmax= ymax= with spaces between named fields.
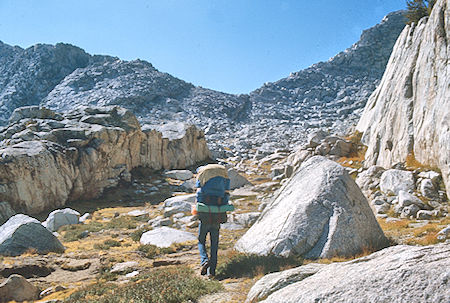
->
xmin=60 ymin=215 xmax=148 ymax=242
xmin=378 ymin=217 xmax=449 ymax=246
xmin=63 ymin=266 xmax=223 ymax=303
xmin=93 ymin=239 xmax=122 ymax=250
xmin=137 ymin=244 xmax=177 ymax=258
xmin=216 ymin=251 xmax=302 ymax=279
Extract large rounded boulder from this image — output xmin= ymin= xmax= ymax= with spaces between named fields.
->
xmin=0 ymin=214 xmax=65 ymax=256
xmin=235 ymin=156 xmax=388 ymax=258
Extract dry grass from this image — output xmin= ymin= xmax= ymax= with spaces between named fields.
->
xmin=405 ymin=152 xmax=437 ymax=171
xmin=378 ymin=217 xmax=450 ymax=246
xmin=336 ymin=132 xmax=367 ymax=169
xmin=337 ymin=146 xmax=367 ymax=169
xmin=303 ymin=246 xmax=375 ymax=265
xmin=226 ymin=277 xmax=261 ymax=303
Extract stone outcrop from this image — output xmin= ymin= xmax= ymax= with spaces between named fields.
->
xmin=0 ymin=106 xmax=210 ymax=214
xmin=0 ymin=214 xmax=65 ymax=256
xmin=235 ymin=156 xmax=388 ymax=258
xmin=256 ymin=243 xmax=450 ymax=303
xmin=140 ymin=227 xmax=197 ymax=248
xmin=357 ymin=0 xmax=450 ymax=198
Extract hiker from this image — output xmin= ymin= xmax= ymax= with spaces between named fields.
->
xmin=193 ymin=164 xmax=232 ymax=278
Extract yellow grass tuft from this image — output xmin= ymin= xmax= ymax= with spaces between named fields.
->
xmin=304 ymin=246 xmax=374 ymax=265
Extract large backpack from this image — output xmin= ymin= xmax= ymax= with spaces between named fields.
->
xmin=193 ymin=201 xmax=234 ymax=225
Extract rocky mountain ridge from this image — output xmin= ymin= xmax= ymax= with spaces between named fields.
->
xmin=0 ymin=11 xmax=406 ymax=158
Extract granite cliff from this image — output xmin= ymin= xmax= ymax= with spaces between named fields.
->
xmin=0 ymin=106 xmax=210 ymax=214
xmin=357 ymin=0 xmax=450 ymax=198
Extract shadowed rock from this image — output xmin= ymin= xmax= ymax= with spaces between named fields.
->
xmin=0 ymin=274 xmax=40 ymax=303
xmin=0 ymin=214 xmax=65 ymax=256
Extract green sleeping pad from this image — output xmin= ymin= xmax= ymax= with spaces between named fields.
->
xmin=196 ymin=203 xmax=234 ymax=213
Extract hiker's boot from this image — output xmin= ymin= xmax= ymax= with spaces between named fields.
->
xmin=200 ymin=261 xmax=210 ymax=276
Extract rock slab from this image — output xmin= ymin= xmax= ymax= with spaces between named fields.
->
xmin=140 ymin=227 xmax=197 ymax=248
xmin=235 ymin=156 xmax=388 ymax=258
xmin=0 ymin=214 xmax=65 ymax=256
xmin=246 ymin=263 xmax=326 ymax=303
xmin=260 ymin=243 xmax=450 ymax=303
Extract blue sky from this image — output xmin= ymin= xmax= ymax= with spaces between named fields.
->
xmin=0 ymin=0 xmax=406 ymax=94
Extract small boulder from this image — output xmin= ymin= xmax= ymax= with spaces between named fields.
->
xmin=231 ymin=212 xmax=260 ymax=228
xmin=420 ymin=179 xmax=439 ymax=199
xmin=417 ymin=171 xmax=441 ymax=185
xmin=110 ymin=261 xmax=139 ymax=274
xmin=162 ymin=195 xmax=194 ymax=217
xmin=163 ymin=203 xmax=191 ymax=217
xmin=140 ymin=227 xmax=196 ymax=248
xmin=228 ymin=169 xmax=252 ymax=189
xmin=437 ymin=225 xmax=450 ymax=240
xmin=0 ymin=202 xmax=16 ymax=225
xmin=400 ymin=204 xmax=420 ymax=218
xmin=416 ymin=210 xmax=434 ymax=220
xmin=79 ymin=213 xmax=91 ymax=223
xmin=380 ymin=169 xmax=415 ymax=195
xmin=307 ymin=130 xmax=328 ymax=148
xmin=314 ymin=142 xmax=330 ymax=156
xmin=180 ymin=179 xmax=196 ymax=192
xmin=126 ymin=210 xmax=149 ymax=219
xmin=42 ymin=208 xmax=80 ymax=232
xmin=162 ymin=194 xmax=196 ymax=207
xmin=375 ymin=203 xmax=391 ymax=214
xmin=149 ymin=216 xmax=172 ymax=227
xmin=355 ymin=166 xmax=385 ymax=191
xmin=398 ymin=191 xmax=428 ymax=209
xmin=0 ymin=214 xmax=65 ymax=256
xmin=329 ymin=139 xmax=352 ymax=157
xmin=0 ymin=274 xmax=40 ymax=302
xmin=164 ymin=170 xmax=193 ymax=181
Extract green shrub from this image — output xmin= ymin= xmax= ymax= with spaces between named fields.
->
xmin=216 ymin=252 xmax=303 ymax=279
xmin=63 ymin=266 xmax=222 ymax=303
xmin=60 ymin=221 xmax=104 ymax=242
xmin=130 ymin=226 xmax=152 ymax=242
xmin=60 ymin=215 xmax=149 ymax=242
xmin=137 ymin=244 xmax=177 ymax=258
xmin=405 ymin=0 xmax=436 ymax=24
xmin=94 ymin=239 xmax=122 ymax=250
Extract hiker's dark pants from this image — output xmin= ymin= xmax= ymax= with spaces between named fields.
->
xmin=198 ymin=221 xmax=220 ymax=275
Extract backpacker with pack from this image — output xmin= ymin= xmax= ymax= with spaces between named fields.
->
xmin=192 ymin=164 xmax=234 ymax=224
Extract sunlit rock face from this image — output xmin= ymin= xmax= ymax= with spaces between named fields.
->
xmin=357 ymin=0 xmax=450 ymax=198
xmin=0 ymin=106 xmax=210 ymax=214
